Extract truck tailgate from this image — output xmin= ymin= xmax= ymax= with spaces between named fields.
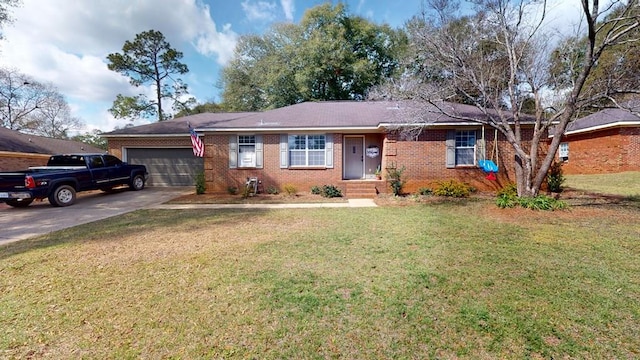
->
xmin=0 ymin=173 xmax=27 ymax=198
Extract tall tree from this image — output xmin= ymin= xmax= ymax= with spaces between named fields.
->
xmin=107 ymin=30 xmax=193 ymax=122
xmin=220 ymin=3 xmax=407 ymax=111
xmin=0 ymin=67 xmax=82 ymax=138
xmin=375 ymin=0 xmax=639 ymax=197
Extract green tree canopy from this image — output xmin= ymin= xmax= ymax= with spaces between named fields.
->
xmin=220 ymin=3 xmax=407 ymax=111
xmin=107 ymin=30 xmax=193 ymax=122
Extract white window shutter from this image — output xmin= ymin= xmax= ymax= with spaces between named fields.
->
xmin=229 ymin=135 xmax=237 ymax=169
xmin=280 ymin=134 xmax=288 ymax=168
xmin=476 ymin=130 xmax=486 ymax=164
xmin=325 ymin=134 xmax=333 ymax=168
xmin=445 ymin=130 xmax=456 ymax=168
xmin=255 ymin=135 xmax=263 ymax=169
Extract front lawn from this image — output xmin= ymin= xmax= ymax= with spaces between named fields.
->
xmin=1 ymin=200 xmax=638 ymax=359
xmin=565 ymin=171 xmax=640 ymax=197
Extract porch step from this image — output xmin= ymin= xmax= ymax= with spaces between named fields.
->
xmin=344 ymin=181 xmax=382 ymax=199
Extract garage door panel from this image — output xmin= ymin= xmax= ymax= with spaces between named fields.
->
xmin=127 ymin=148 xmax=204 ymax=187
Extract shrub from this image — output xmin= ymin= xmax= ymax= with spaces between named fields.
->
xmin=495 ymin=182 xmax=519 ymax=208
xmin=417 ymin=187 xmax=433 ymax=196
xmin=495 ymin=183 xmax=567 ymax=210
xmin=310 ymin=185 xmax=322 ymax=195
xmin=266 ymin=185 xmax=279 ymax=195
xmin=282 ymin=184 xmax=297 ymax=196
xmin=321 ymin=185 xmax=343 ymax=198
xmin=547 ymin=161 xmax=566 ymax=193
xmin=386 ymin=164 xmax=406 ymax=196
xmin=227 ymin=186 xmax=238 ymax=195
xmin=518 ymin=195 xmax=568 ymax=211
xmin=433 ymin=179 xmax=472 ymax=198
xmin=195 ymin=171 xmax=206 ymax=195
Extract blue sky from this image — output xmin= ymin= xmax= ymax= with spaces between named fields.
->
xmin=0 ymin=0 xmax=582 ymax=134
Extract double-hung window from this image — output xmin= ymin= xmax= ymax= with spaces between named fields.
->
xmin=446 ymin=129 xmax=480 ymax=168
xmin=455 ymin=130 xmax=476 ymax=166
xmin=238 ymin=135 xmax=256 ymax=168
xmin=229 ymin=134 xmax=262 ymax=169
xmin=288 ymin=134 xmax=326 ymax=167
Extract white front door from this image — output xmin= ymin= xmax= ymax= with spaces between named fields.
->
xmin=344 ymin=136 xmax=364 ymax=179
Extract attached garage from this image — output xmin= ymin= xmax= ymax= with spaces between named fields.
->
xmin=126 ymin=148 xmax=203 ymax=186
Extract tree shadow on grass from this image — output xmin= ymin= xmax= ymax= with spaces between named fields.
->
xmin=0 ymin=208 xmax=273 ymax=261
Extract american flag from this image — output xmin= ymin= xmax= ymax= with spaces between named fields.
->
xmin=189 ymin=123 xmax=205 ymax=157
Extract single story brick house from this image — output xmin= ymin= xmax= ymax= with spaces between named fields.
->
xmin=103 ymin=101 xmax=537 ymax=196
xmin=553 ymin=108 xmax=640 ymax=174
xmin=0 ymin=127 xmax=104 ymax=171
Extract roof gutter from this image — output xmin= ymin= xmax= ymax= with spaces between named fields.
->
xmin=550 ymin=121 xmax=640 ymax=138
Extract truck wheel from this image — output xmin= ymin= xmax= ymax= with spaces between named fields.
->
xmin=5 ymin=199 xmax=34 ymax=208
xmin=129 ymin=174 xmax=145 ymax=191
xmin=49 ymin=185 xmax=76 ymax=207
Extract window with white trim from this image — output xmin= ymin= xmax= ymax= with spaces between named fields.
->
xmin=238 ymin=135 xmax=256 ymax=167
xmin=455 ymin=130 xmax=476 ymax=166
xmin=288 ymin=134 xmax=326 ymax=167
xmin=559 ymin=142 xmax=569 ymax=161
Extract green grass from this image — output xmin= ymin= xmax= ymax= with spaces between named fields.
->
xmin=565 ymin=171 xmax=640 ymax=196
xmin=1 ymin=201 xmax=639 ymax=359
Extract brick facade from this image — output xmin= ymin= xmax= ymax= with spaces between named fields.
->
xmin=0 ymin=152 xmax=50 ymax=171
xmin=559 ymin=127 xmax=640 ymax=174
xmin=108 ymin=129 xmax=543 ymax=194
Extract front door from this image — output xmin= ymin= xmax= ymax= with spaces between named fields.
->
xmin=344 ymin=136 xmax=364 ymax=179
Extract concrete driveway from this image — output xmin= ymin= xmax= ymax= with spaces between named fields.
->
xmin=0 ymin=187 xmax=189 ymax=245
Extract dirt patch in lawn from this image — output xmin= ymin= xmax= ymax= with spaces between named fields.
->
xmin=167 ymin=191 xmax=348 ymax=204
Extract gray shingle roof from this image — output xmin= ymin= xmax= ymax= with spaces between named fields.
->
xmin=0 ymin=127 xmax=105 ymax=154
xmin=102 ymin=100 xmax=529 ymax=136
xmin=565 ymin=108 xmax=640 ymax=135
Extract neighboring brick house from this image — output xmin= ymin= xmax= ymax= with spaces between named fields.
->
xmin=554 ymin=108 xmax=640 ymax=174
xmin=104 ymin=101 xmax=539 ymax=196
xmin=0 ymin=127 xmax=104 ymax=171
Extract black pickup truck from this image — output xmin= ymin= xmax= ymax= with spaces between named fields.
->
xmin=0 ymin=154 xmax=148 ymax=208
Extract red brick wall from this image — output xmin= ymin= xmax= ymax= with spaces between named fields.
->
xmin=206 ymin=134 xmax=348 ymax=194
xmin=560 ymin=127 xmax=640 ymax=174
xmin=384 ymin=129 xmax=538 ymax=193
xmin=0 ymin=152 xmax=50 ymax=171
xmin=107 ymin=129 xmax=548 ymax=194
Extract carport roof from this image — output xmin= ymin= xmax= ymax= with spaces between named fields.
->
xmin=0 ymin=127 xmax=105 ymax=154
xmin=102 ymin=100 xmax=526 ymax=136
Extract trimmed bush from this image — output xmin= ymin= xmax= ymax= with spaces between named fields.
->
xmin=283 ymin=184 xmax=297 ymax=196
xmin=310 ymin=185 xmax=322 ymax=195
xmin=321 ymin=185 xmax=342 ymax=198
xmin=433 ymin=179 xmax=472 ymax=198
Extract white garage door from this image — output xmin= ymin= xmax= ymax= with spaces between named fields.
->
xmin=127 ymin=148 xmax=204 ymax=186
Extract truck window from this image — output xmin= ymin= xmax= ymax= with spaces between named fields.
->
xmin=89 ymin=156 xmax=105 ymax=168
xmin=48 ymin=155 xmax=86 ymax=167
xmin=103 ymin=155 xmax=122 ymax=167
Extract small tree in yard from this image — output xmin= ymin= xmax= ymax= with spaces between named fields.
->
xmin=374 ymin=0 xmax=640 ymax=198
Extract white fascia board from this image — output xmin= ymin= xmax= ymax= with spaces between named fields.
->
xmin=378 ymin=122 xmax=481 ymax=128
xmin=101 ymin=133 xmax=190 ymax=138
xmin=199 ymin=126 xmax=381 ymax=133
xmin=551 ymin=121 xmax=640 ymax=137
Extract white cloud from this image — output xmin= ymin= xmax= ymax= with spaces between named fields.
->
xmin=241 ymin=0 xmax=278 ymax=22
xmin=0 ymin=0 xmax=239 ymax=132
xmin=281 ymin=0 xmax=295 ymax=21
